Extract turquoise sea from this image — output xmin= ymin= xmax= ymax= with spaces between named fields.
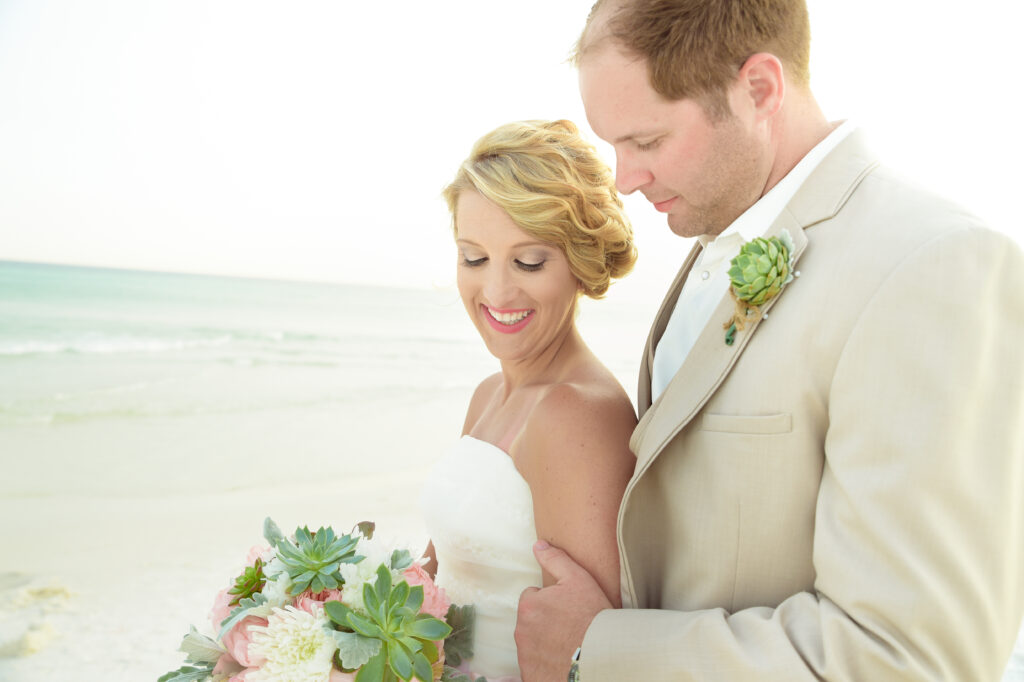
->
xmin=0 ymin=259 xmax=650 ymax=498
xmin=0 ymin=259 xmax=647 ymax=428
xmin=0 ymin=260 xmax=495 ymax=428
xmin=0 ymin=260 xmax=500 ymax=501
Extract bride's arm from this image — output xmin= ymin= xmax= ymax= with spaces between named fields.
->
xmin=517 ymin=383 xmax=637 ymax=607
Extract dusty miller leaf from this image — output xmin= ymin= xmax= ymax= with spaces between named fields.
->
xmin=263 ymin=517 xmax=286 ymax=549
xmin=179 ymin=625 xmax=224 ymax=664
xmin=389 ymin=549 xmax=414 ymax=571
xmin=330 ymin=630 xmax=382 ymax=669
xmin=157 ymin=663 xmax=216 ymax=682
xmin=217 ymin=592 xmax=269 ymax=640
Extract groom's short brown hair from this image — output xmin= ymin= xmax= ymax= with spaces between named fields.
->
xmin=574 ymin=0 xmax=811 ymax=118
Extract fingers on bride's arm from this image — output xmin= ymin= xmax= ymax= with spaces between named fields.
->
xmin=519 ymin=383 xmax=637 ymax=607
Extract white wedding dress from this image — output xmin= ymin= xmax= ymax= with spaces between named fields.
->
xmin=422 ymin=435 xmax=542 ymax=682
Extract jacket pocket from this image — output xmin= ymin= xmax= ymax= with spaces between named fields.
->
xmin=701 ymin=412 xmax=792 ymax=435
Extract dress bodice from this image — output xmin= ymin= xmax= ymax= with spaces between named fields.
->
xmin=422 ymin=435 xmax=542 ymax=681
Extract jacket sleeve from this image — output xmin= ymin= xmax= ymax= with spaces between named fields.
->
xmin=581 ymin=226 xmax=1024 ymax=681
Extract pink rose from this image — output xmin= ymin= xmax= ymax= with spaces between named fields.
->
xmin=245 ymin=544 xmax=271 ymax=566
xmin=402 ymin=564 xmax=450 ymax=620
xmin=223 ymin=615 xmax=268 ymax=668
xmin=210 ymin=588 xmax=236 ymax=634
xmin=295 ymin=588 xmax=344 ymax=616
xmin=210 ymin=588 xmax=268 ymax=668
xmin=329 ymin=670 xmax=357 ymax=682
xmin=214 ymin=653 xmax=257 ymax=682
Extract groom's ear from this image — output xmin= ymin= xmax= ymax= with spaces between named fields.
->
xmin=734 ymin=53 xmax=785 ymax=122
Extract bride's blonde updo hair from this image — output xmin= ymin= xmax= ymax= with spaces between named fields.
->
xmin=442 ymin=119 xmax=636 ymax=298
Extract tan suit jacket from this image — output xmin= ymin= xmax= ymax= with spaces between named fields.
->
xmin=581 ymin=131 xmax=1024 ymax=680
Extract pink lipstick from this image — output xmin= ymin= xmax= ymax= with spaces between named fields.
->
xmin=482 ymin=305 xmax=534 ymax=334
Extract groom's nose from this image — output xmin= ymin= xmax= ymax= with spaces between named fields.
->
xmin=615 ymin=149 xmax=652 ymax=195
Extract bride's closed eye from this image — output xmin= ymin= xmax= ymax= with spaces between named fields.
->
xmin=459 ymin=256 xmax=544 ymax=271
xmin=515 ymin=259 xmax=544 ymax=272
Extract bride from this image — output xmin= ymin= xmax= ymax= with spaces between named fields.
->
xmin=422 ymin=119 xmax=638 ymax=681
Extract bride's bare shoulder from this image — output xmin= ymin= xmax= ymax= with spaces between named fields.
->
xmin=553 ymin=359 xmax=634 ymax=421
xmin=521 ymin=368 xmax=637 ymax=468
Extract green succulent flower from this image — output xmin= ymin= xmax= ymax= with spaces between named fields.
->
xmin=275 ymin=524 xmax=364 ymax=596
xmin=227 ymin=557 xmax=266 ymax=606
xmin=326 ymin=565 xmax=452 ymax=682
xmin=727 ymin=235 xmax=793 ymax=306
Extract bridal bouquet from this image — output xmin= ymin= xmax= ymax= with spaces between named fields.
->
xmin=160 ymin=518 xmax=477 ymax=682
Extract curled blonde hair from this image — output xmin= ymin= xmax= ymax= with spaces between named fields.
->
xmin=443 ymin=119 xmax=636 ymax=298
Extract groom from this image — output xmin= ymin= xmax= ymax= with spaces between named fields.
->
xmin=515 ymin=1 xmax=1024 ymax=680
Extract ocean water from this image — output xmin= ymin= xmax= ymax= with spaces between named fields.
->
xmin=0 ymin=260 xmax=494 ymax=428
xmin=0 ymin=260 xmax=646 ymax=429
xmin=0 ymin=259 xmax=649 ymax=498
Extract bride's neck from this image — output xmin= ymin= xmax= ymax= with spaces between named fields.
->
xmin=498 ymin=324 xmax=587 ymax=397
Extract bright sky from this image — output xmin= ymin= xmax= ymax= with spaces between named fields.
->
xmin=1 ymin=0 xmax=1020 ymax=298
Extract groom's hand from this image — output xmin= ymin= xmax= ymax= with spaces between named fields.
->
xmin=515 ymin=540 xmax=613 ymax=682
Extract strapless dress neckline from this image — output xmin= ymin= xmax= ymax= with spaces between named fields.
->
xmin=421 ymin=435 xmax=542 ymax=681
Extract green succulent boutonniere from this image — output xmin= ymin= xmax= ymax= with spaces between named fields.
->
xmin=723 ymin=231 xmax=796 ymax=345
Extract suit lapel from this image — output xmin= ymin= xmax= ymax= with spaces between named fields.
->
xmin=629 ymin=129 xmax=880 ymax=474
xmin=635 ymin=243 xmax=703 ymax=420
xmin=631 ymin=215 xmax=808 ymax=471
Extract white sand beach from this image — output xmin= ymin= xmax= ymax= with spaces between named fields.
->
xmin=0 ymin=393 xmax=462 ymax=681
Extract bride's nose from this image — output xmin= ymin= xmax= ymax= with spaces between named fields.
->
xmin=482 ymin=265 xmax=519 ymax=308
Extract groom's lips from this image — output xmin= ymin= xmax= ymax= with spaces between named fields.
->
xmin=652 ymin=197 xmax=677 ymax=213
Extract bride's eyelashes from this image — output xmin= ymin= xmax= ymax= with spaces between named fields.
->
xmin=459 ymin=256 xmax=545 ymax=272
xmin=515 ymin=259 xmax=544 ymax=272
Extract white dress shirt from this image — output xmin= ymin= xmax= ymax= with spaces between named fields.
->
xmin=650 ymin=121 xmax=856 ymax=402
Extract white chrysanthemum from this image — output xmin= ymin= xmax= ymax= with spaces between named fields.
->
xmin=339 ymin=537 xmax=403 ymax=614
xmin=263 ymin=555 xmax=287 ymax=579
xmin=259 ymin=546 xmax=278 ymax=565
xmin=260 ymin=572 xmax=293 ymax=609
xmin=247 ymin=606 xmax=337 ymax=682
